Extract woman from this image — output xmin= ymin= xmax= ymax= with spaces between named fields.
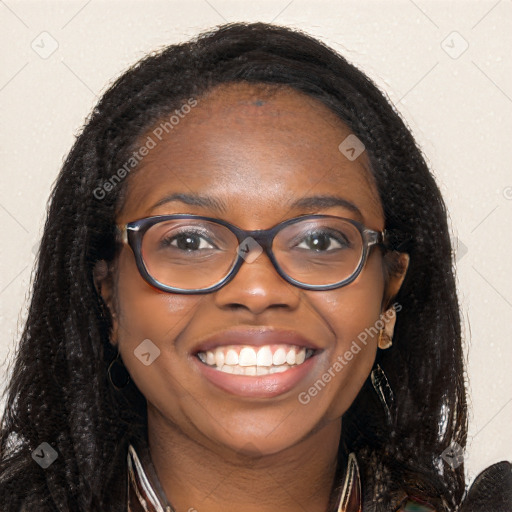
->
xmin=0 ymin=22 xmax=510 ymax=512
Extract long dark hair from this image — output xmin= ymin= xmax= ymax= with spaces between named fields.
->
xmin=0 ymin=22 xmax=467 ymax=511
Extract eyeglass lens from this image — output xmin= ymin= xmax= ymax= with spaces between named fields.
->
xmin=140 ymin=217 xmax=364 ymax=290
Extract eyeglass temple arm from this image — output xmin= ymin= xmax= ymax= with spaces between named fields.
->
xmin=116 ymin=224 xmax=130 ymax=244
xmin=380 ymin=228 xmax=412 ymax=251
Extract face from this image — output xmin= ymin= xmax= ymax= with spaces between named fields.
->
xmin=99 ymin=83 xmax=408 ymax=457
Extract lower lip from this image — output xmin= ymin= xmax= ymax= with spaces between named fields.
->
xmin=192 ymin=354 xmax=318 ymax=398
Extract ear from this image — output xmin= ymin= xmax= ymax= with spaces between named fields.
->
xmin=381 ymin=252 xmax=410 ymax=312
xmin=93 ymin=259 xmax=119 ymax=347
xmin=377 ymin=253 xmax=409 ymax=349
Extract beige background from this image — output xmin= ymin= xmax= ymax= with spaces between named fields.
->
xmin=1 ymin=0 xmax=511 ymax=485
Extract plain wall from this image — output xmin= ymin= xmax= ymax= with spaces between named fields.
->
xmin=1 ymin=0 xmax=511 ymax=486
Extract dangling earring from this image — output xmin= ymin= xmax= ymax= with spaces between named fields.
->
xmin=371 ymin=364 xmax=394 ymax=426
xmin=336 ymin=452 xmax=361 ymax=512
xmin=108 ymin=352 xmax=131 ymax=390
xmin=378 ymin=305 xmax=396 ymax=350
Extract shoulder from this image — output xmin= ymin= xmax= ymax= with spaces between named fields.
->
xmin=396 ymin=461 xmax=512 ymax=512
xmin=459 ymin=461 xmax=512 ymax=512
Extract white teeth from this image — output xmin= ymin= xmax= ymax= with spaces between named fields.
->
xmin=239 ymin=347 xmax=257 ymax=366
xmin=273 ymin=348 xmax=287 ymax=366
xmin=225 ymin=349 xmax=238 ymax=365
xmin=215 ymin=350 xmax=225 ymax=368
xmin=285 ymin=348 xmax=296 ymax=365
xmin=270 ymin=365 xmax=289 ymax=373
xmin=244 ymin=366 xmax=257 ymax=376
xmin=256 ymin=346 xmax=273 ymax=367
xmin=223 ymin=364 xmax=293 ymax=375
xmin=197 ymin=344 xmax=315 ymax=376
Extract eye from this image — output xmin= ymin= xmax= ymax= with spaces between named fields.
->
xmin=160 ymin=230 xmax=217 ymax=251
xmin=295 ymin=230 xmax=350 ymax=251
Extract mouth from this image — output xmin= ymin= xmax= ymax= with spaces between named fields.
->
xmin=190 ymin=328 xmax=322 ymax=398
xmin=196 ymin=344 xmax=317 ymax=376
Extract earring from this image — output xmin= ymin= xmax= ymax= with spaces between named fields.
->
xmin=378 ymin=329 xmax=393 ymax=349
xmin=108 ymin=352 xmax=131 ymax=390
xmin=377 ymin=305 xmax=396 ymax=350
xmin=336 ymin=452 xmax=361 ymax=512
xmin=370 ymin=364 xmax=394 ymax=426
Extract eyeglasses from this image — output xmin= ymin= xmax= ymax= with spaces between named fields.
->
xmin=117 ymin=214 xmax=387 ymax=294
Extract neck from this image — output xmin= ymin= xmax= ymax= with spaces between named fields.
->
xmin=146 ymin=406 xmax=343 ymax=512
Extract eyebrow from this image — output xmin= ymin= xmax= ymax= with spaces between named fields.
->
xmin=149 ymin=193 xmax=228 ymax=213
xmin=149 ymin=193 xmax=363 ymax=219
xmin=291 ymin=195 xmax=363 ymax=219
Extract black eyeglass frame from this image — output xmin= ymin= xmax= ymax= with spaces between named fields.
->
xmin=117 ymin=214 xmax=387 ymax=294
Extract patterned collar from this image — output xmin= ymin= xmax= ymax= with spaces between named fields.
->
xmin=126 ymin=438 xmax=362 ymax=512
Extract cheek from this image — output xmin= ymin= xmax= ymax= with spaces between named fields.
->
xmin=311 ymin=252 xmax=385 ymax=335
xmin=302 ymin=253 xmax=385 ymax=418
xmin=112 ymin=250 xmax=202 ymax=392
xmin=115 ymin=249 xmax=201 ymax=335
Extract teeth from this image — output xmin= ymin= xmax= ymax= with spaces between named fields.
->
xmin=222 ymin=364 xmax=293 ymax=375
xmin=215 ymin=350 xmax=225 ymax=368
xmin=256 ymin=346 xmax=273 ymax=367
xmin=244 ymin=365 xmax=257 ymax=376
xmin=225 ymin=349 xmax=238 ymax=365
xmin=233 ymin=365 xmax=244 ymax=375
xmin=270 ymin=365 xmax=289 ymax=373
xmin=197 ymin=344 xmax=315 ymax=376
xmin=239 ymin=347 xmax=257 ymax=366
xmin=206 ymin=351 xmax=215 ymax=365
xmin=273 ymin=348 xmax=287 ymax=366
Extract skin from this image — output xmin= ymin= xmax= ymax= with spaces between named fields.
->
xmin=96 ymin=83 xmax=409 ymax=512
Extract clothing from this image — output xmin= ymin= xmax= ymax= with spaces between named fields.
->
xmin=126 ymin=437 xmax=437 ymax=512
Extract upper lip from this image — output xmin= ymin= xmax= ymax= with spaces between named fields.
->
xmin=191 ymin=327 xmax=321 ymax=354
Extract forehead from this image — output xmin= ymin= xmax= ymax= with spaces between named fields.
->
xmin=119 ymin=83 xmax=384 ymax=227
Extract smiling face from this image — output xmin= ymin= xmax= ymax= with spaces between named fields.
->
xmin=98 ymin=83 xmax=408 ymax=458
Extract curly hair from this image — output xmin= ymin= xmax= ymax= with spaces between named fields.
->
xmin=0 ymin=22 xmax=467 ymax=511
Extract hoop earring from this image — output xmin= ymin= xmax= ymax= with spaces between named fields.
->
xmin=108 ymin=352 xmax=131 ymax=390
xmin=370 ymin=364 xmax=394 ymax=426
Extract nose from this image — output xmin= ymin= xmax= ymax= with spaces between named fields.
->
xmin=212 ymin=250 xmax=301 ymax=315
